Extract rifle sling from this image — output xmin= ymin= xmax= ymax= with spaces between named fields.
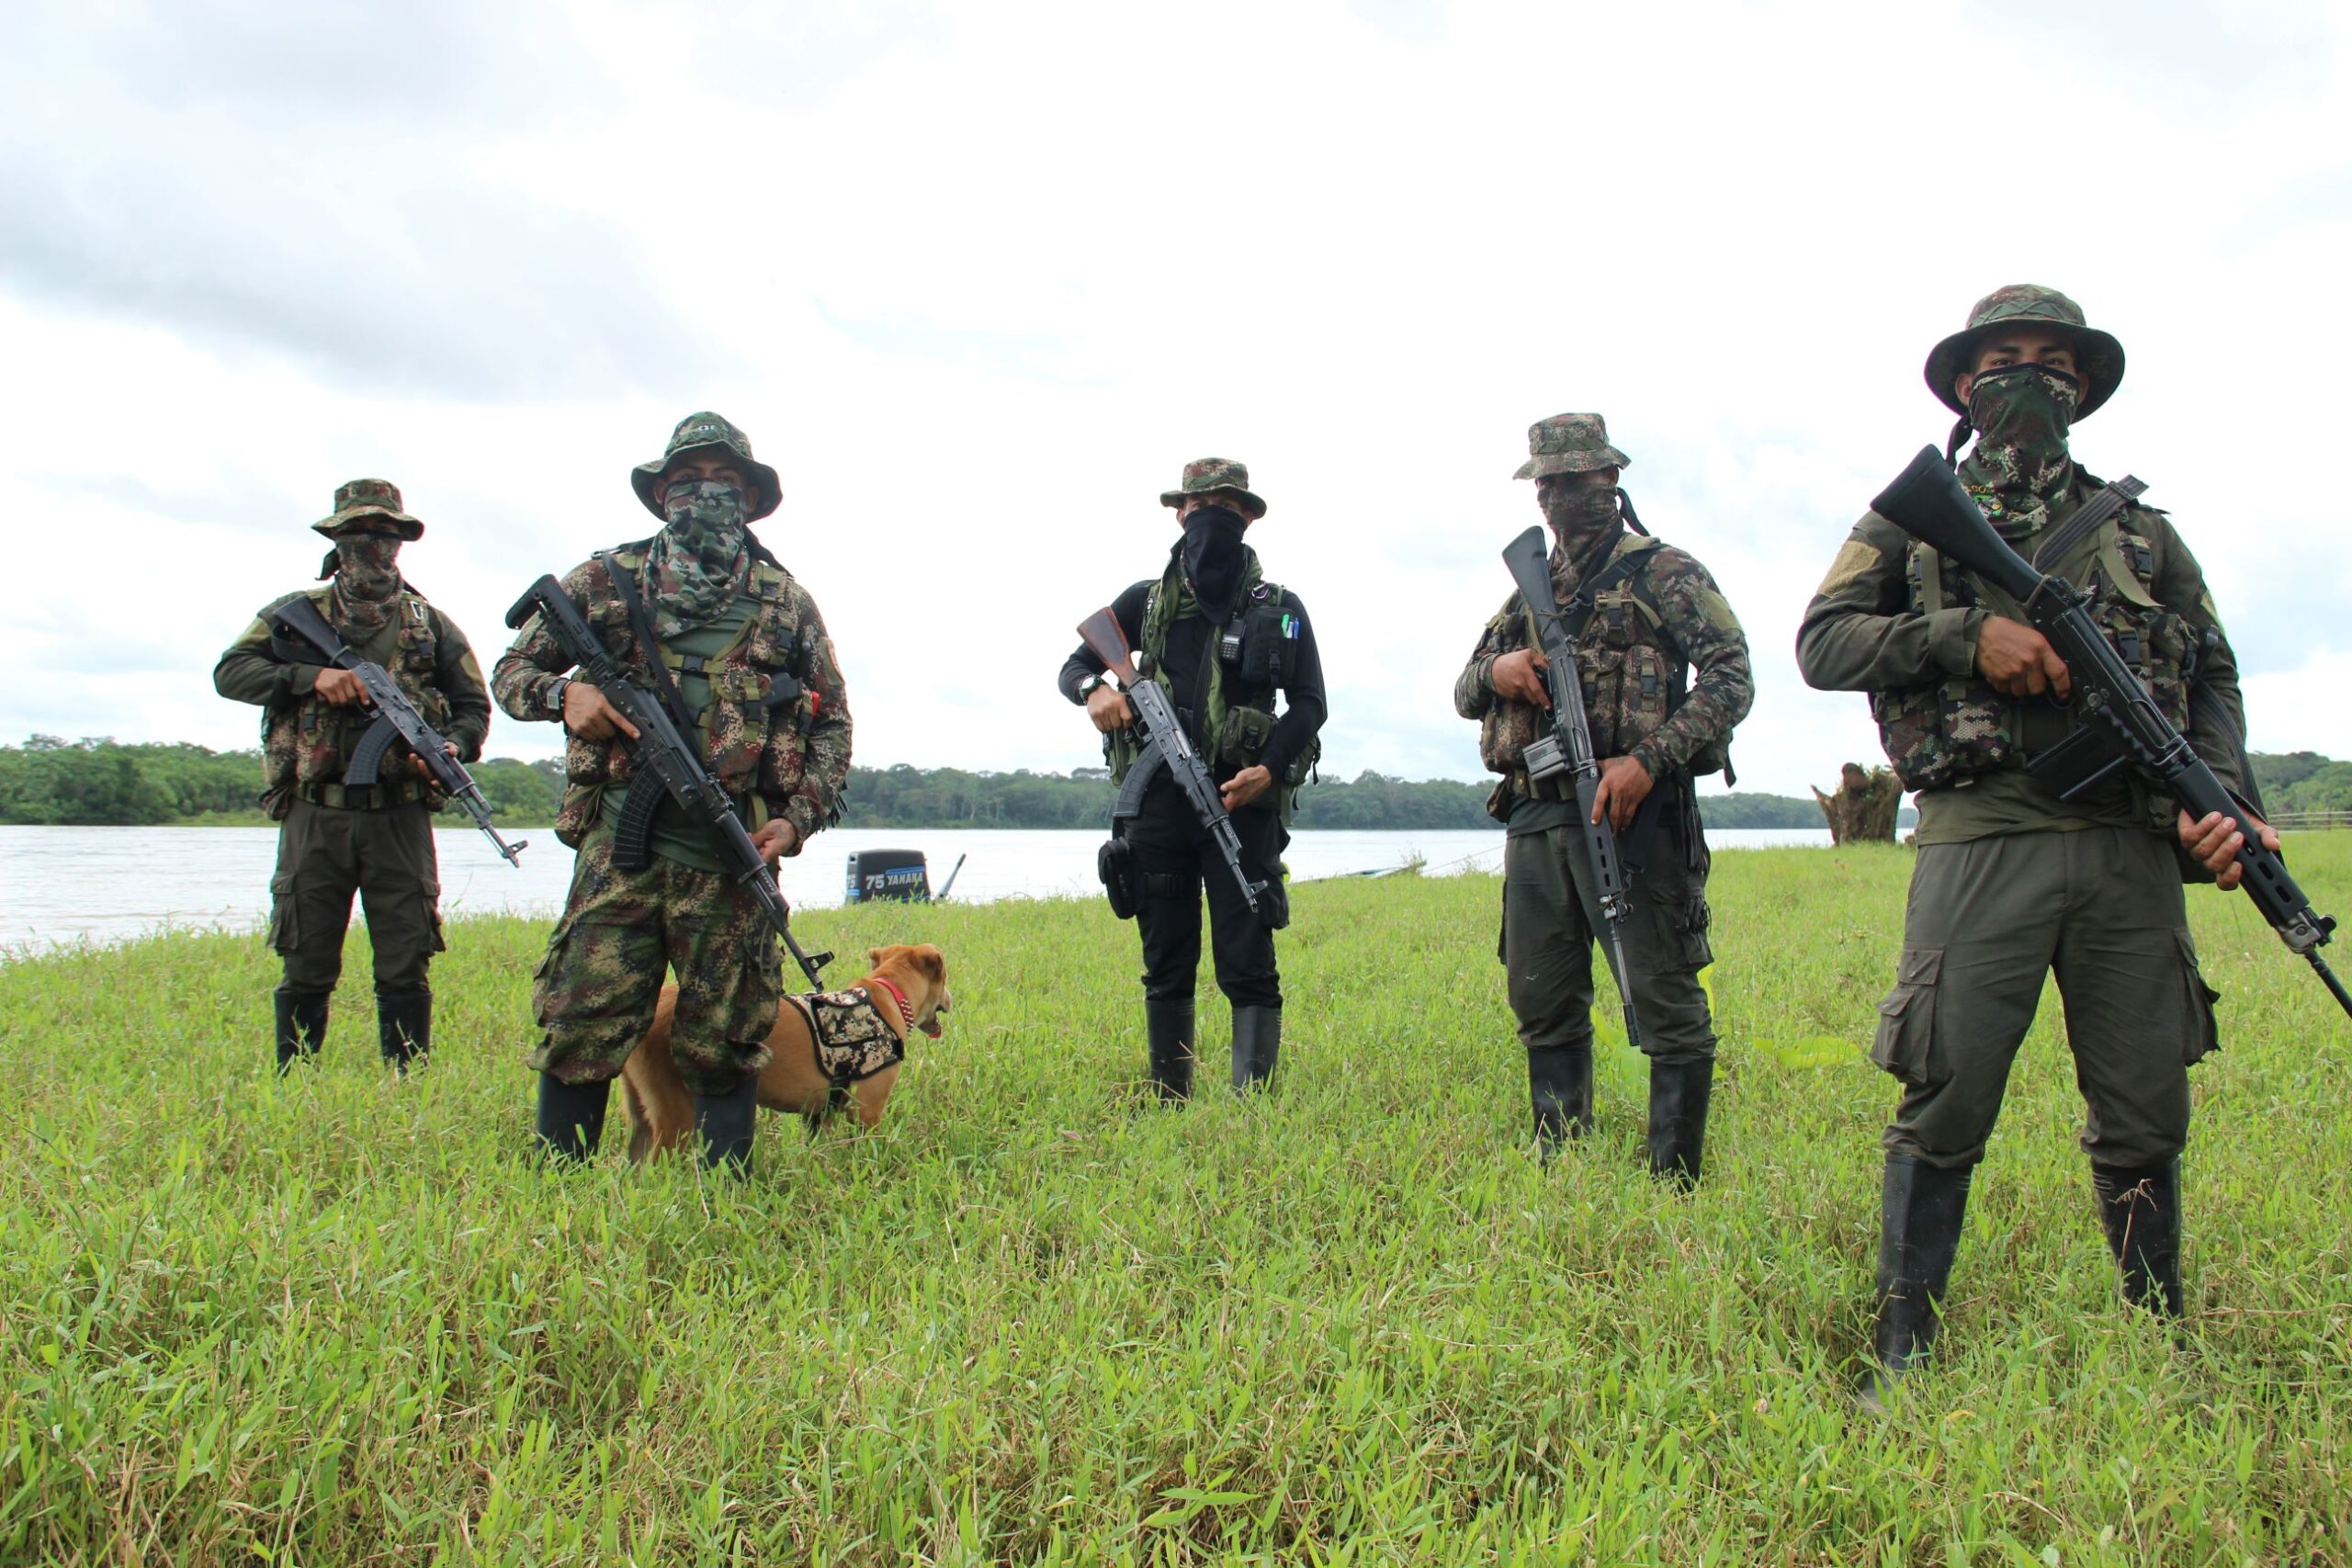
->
xmin=2029 ymin=475 xmax=2148 ymax=572
xmin=595 ymin=549 xmax=703 ymax=745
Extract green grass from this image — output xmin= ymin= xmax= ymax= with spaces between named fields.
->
xmin=2 ymin=841 xmax=2348 ymax=1565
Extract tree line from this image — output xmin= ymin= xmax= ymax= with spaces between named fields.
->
xmin=0 ymin=737 xmax=1911 ymax=830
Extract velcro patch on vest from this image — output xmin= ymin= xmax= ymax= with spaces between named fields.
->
xmin=791 ymin=989 xmax=906 ymax=1084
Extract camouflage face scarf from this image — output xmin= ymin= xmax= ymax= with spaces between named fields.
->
xmin=329 ymin=535 xmax=402 ymax=635
xmin=647 ymin=479 xmax=752 ymax=637
xmin=1542 ymin=480 xmax=1624 ymax=566
xmin=1959 ymin=363 xmax=2080 ymax=536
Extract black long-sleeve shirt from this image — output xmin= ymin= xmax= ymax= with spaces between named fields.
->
xmin=1059 ymin=578 xmax=1327 ymax=782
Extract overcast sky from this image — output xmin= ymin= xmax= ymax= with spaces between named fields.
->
xmin=4 ymin=0 xmax=2346 ymax=798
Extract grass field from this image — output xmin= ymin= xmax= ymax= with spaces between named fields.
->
xmin=2 ymin=840 xmax=2347 ymax=1565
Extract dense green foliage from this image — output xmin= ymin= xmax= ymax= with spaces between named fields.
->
xmin=2 ymin=842 xmax=2346 ymax=1562
xmin=2252 ymin=750 xmax=2352 ymax=815
xmin=0 ymin=739 xmax=1839 ymax=830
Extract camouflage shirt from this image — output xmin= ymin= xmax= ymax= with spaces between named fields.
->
xmin=213 ymin=585 xmax=490 ymax=815
xmin=492 ymin=547 xmax=851 ymax=852
xmin=1794 ymin=470 xmax=2247 ymax=840
xmin=1453 ymin=532 xmax=1753 ymax=806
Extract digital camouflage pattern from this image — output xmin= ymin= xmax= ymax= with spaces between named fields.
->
xmin=1159 ymin=457 xmax=1267 ymax=519
xmin=792 ymin=988 xmax=906 ymax=1084
xmin=1796 ymin=476 xmax=2234 ymax=796
xmin=492 ymin=547 xmax=852 ymax=850
xmin=529 ymin=828 xmax=782 ymax=1092
xmin=311 ymin=476 xmax=424 ymax=540
xmin=214 ymin=585 xmax=490 ymax=818
xmin=1454 ymin=533 xmax=1753 ymax=804
xmin=629 ymin=411 xmax=783 ymax=523
xmin=647 ymin=479 xmax=754 ymax=637
xmin=329 ymin=535 xmax=403 ymax=634
xmin=1925 ymin=284 xmax=2126 ymax=419
xmin=1512 ymin=412 xmax=1634 ymax=481
xmin=1957 ymin=365 xmax=2079 ymax=535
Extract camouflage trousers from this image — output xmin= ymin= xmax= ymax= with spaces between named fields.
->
xmin=529 ymin=829 xmax=781 ymax=1094
xmin=1876 ymin=826 xmax=2220 ymax=1170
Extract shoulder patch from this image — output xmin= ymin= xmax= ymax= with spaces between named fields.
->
xmin=1815 ymin=538 xmax=1881 ymax=601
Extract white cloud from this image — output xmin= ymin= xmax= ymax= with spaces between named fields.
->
xmin=3 ymin=0 xmax=2346 ymax=797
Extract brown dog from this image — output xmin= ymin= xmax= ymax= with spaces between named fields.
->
xmin=616 ymin=942 xmax=952 ymax=1160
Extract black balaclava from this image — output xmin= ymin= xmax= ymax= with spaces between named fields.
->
xmin=1181 ymin=503 xmax=1250 ymax=617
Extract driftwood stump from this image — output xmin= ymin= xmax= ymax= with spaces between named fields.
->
xmin=1814 ymin=762 xmax=1901 ymax=843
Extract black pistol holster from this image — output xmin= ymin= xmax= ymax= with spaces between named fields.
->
xmin=1098 ymin=742 xmax=1164 ymax=920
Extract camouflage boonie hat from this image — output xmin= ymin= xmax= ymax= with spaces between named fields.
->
xmin=1159 ymin=457 xmax=1266 ymax=520
xmin=1925 ymin=285 xmax=2126 ymax=420
xmin=1512 ymin=412 xmax=1632 ymax=480
xmin=311 ymin=478 xmax=424 ymax=540
xmin=630 ymin=411 xmax=782 ymax=523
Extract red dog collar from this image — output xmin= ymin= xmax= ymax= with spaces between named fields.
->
xmin=861 ymin=975 xmax=917 ymax=1033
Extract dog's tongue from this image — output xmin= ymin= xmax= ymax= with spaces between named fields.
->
xmin=920 ymin=1018 xmax=943 ymax=1038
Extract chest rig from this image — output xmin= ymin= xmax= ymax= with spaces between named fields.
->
xmin=1868 ymin=479 xmax=2199 ymax=793
xmin=551 ymin=543 xmax=821 ymax=847
xmin=1108 ymin=575 xmax=1318 ymax=813
xmin=261 ymin=587 xmax=448 ymax=813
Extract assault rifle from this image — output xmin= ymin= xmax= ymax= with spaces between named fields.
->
xmin=1871 ymin=446 xmax=2352 ymax=1021
xmin=506 ymin=576 xmax=831 ymax=986
xmin=1076 ymin=607 xmax=1269 ymax=919
xmin=267 ymin=595 xmax=526 ymax=866
xmin=1501 ymin=525 xmax=1646 ymax=1052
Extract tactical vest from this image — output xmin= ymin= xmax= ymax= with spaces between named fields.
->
xmin=553 ymin=547 xmax=820 ymax=848
xmin=1868 ymin=501 xmax=2199 ymax=792
xmin=260 ymin=587 xmax=450 ymax=815
xmin=1105 ymin=577 xmax=1319 ymax=814
xmin=1478 ymin=540 xmax=1729 ymax=793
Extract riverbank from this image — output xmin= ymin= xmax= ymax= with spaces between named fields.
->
xmin=2 ymin=842 xmax=2346 ymax=1562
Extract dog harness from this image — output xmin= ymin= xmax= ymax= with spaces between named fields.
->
xmin=788 ymin=985 xmax=908 ymax=1089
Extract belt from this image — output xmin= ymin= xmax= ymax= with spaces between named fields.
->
xmin=298 ymin=779 xmax=425 ymax=810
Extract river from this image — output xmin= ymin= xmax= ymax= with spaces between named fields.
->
xmin=0 ymin=824 xmax=1834 ymax=953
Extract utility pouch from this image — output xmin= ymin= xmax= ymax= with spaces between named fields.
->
xmin=1098 ymin=837 xmax=1138 ymax=920
xmin=1217 ymin=705 xmax=1279 ymax=768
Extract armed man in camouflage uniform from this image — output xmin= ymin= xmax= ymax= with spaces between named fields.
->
xmin=1455 ymin=414 xmax=1753 ymax=1184
xmin=1797 ymin=286 xmax=2273 ymax=1399
xmin=1059 ymin=458 xmax=1327 ymax=1100
xmin=494 ymin=413 xmax=851 ymax=1174
xmin=214 ymin=479 xmax=492 ymax=1074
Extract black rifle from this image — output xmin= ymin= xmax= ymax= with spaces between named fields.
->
xmin=1076 ymin=607 xmax=1271 ymax=919
xmin=1502 ymin=526 xmax=1646 ymax=1051
xmin=267 ymin=595 xmax=526 ymax=866
xmin=1871 ymin=446 xmax=2351 ymax=1021
xmin=505 ymin=576 xmax=831 ymax=986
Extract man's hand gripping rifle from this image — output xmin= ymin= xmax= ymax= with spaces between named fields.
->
xmin=506 ymin=576 xmax=832 ymax=987
xmin=1502 ymin=525 xmax=1646 ymax=1052
xmin=1076 ymin=608 xmax=1269 ymax=918
xmin=268 ymin=595 xmax=526 ymax=866
xmin=1871 ymin=446 xmax=2351 ymax=1023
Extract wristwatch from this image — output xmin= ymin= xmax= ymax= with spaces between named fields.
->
xmin=1076 ymin=673 xmax=1104 ymax=701
xmin=547 ymin=676 xmax=572 ymax=718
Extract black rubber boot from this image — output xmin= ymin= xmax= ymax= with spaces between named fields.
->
xmin=1527 ymin=1043 xmax=1594 ymax=1157
xmin=1859 ymin=1153 xmax=1973 ymax=1411
xmin=274 ymin=987 xmax=331 ymax=1074
xmin=2091 ymin=1160 xmax=2185 ymax=1317
xmin=535 ymin=1073 xmax=611 ymax=1163
xmin=694 ymin=1074 xmax=761 ymax=1176
xmin=1146 ymin=997 xmax=1196 ymax=1103
xmin=377 ymin=989 xmax=432 ymax=1073
xmin=1229 ymin=1005 xmax=1282 ymax=1093
xmin=1645 ymin=1057 xmax=1715 ymax=1189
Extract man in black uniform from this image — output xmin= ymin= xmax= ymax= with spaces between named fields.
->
xmin=1059 ymin=457 xmax=1327 ymax=1099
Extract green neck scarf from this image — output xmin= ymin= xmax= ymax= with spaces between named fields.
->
xmin=1142 ymin=541 xmax=1265 ymax=755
